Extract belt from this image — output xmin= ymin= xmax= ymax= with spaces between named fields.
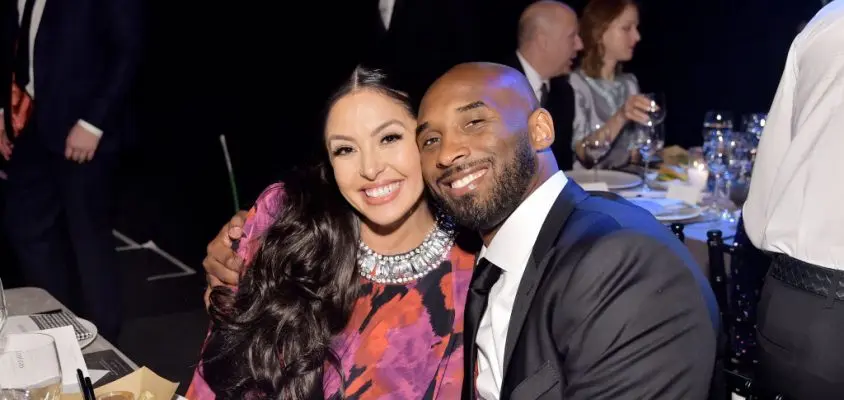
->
xmin=770 ymin=254 xmax=844 ymax=301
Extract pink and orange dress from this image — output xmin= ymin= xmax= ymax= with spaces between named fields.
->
xmin=186 ymin=183 xmax=476 ymax=399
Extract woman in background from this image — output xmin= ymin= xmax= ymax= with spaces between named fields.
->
xmin=571 ymin=0 xmax=653 ymax=168
xmin=187 ymin=67 xmax=477 ymax=399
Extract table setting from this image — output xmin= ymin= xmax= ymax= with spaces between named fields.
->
xmin=568 ymin=105 xmax=766 ymax=247
xmin=0 ymin=282 xmax=182 ymax=400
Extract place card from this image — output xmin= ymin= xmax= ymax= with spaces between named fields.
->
xmin=42 ymin=325 xmax=90 ymax=386
xmin=666 ymin=184 xmax=702 ymax=205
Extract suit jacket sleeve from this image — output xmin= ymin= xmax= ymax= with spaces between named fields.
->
xmin=558 ymin=230 xmax=716 ymax=399
xmin=84 ymin=0 xmax=144 ymax=130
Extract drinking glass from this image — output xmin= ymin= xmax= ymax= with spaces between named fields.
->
xmin=643 ymin=93 xmax=666 ymax=127
xmin=632 ymin=125 xmax=665 ymax=191
xmin=0 ymin=333 xmax=63 ymax=400
xmin=741 ymin=113 xmax=767 ymax=140
xmin=703 ymin=110 xmax=733 ymax=129
xmin=581 ymin=124 xmax=612 ymax=182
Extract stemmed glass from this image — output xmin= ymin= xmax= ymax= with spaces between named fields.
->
xmin=643 ymin=93 xmax=666 ymax=127
xmin=0 ymin=333 xmax=63 ymax=399
xmin=703 ymin=110 xmax=733 ymax=129
xmin=581 ymin=124 xmax=612 ymax=182
xmin=632 ymin=124 xmax=665 ymax=191
xmin=741 ymin=113 xmax=767 ymax=140
xmin=632 ymin=93 xmax=666 ymax=191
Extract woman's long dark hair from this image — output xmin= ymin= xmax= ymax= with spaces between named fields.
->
xmin=200 ymin=66 xmax=414 ymax=400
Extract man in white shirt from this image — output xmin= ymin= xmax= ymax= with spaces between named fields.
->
xmin=416 ymin=62 xmax=718 ymax=399
xmin=743 ymin=1 xmax=844 ymax=397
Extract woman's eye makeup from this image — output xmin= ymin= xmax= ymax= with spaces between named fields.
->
xmin=332 ymin=146 xmax=354 ymax=156
xmin=381 ymin=133 xmax=403 ymax=144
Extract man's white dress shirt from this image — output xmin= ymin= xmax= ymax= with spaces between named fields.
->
xmin=475 ymin=171 xmax=568 ymax=399
xmin=2 ymin=0 xmax=101 ymax=137
xmin=743 ymin=0 xmax=844 ymax=270
xmin=516 ymin=51 xmax=549 ymax=104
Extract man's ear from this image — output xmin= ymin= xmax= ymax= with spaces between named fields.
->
xmin=528 ymin=108 xmax=555 ymax=151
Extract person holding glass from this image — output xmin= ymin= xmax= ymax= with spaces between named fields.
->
xmin=570 ymin=0 xmax=654 ymax=169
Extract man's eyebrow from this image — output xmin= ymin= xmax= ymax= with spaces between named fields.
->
xmin=415 ymin=121 xmax=429 ymax=136
xmin=456 ymin=101 xmax=487 ymax=112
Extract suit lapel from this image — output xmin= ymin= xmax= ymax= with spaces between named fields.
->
xmin=501 ymin=181 xmax=590 ymax=372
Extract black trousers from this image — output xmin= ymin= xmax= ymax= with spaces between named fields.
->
xmin=2 ymin=128 xmax=121 ymax=342
xmin=756 ymin=255 xmax=844 ymax=399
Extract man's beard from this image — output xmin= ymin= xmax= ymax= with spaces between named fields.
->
xmin=434 ymin=134 xmax=537 ymax=233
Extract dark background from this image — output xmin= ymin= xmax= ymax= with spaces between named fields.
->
xmin=0 ymin=0 xmax=823 ymax=393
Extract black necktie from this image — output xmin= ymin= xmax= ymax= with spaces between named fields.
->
xmin=15 ymin=0 xmax=37 ymax=89
xmin=462 ymin=258 xmax=503 ymax=399
xmin=539 ymin=83 xmax=550 ymax=107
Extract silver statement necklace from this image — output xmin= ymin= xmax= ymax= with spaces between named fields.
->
xmin=357 ymin=212 xmax=456 ymax=284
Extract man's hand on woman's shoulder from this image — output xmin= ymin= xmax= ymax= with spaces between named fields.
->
xmin=203 ymin=210 xmax=248 ymax=310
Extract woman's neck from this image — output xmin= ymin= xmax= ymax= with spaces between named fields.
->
xmin=359 ymin=199 xmax=436 ymax=255
xmin=600 ymin=59 xmax=618 ymax=80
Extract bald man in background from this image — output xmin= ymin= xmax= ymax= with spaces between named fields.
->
xmin=506 ymin=1 xmax=582 ymax=170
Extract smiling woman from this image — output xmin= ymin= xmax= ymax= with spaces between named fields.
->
xmin=189 ymin=66 xmax=480 ymax=400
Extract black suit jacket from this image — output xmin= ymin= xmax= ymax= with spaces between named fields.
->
xmin=498 ymin=182 xmax=719 ymax=399
xmin=507 ymin=54 xmax=575 ymax=170
xmin=1 ymin=0 xmax=144 ymax=154
xmin=356 ymin=0 xmax=476 ymax=102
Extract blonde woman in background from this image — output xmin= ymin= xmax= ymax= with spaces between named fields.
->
xmin=570 ymin=0 xmax=652 ymax=168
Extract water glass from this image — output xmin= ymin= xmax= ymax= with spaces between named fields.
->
xmin=741 ymin=113 xmax=767 ymax=140
xmin=703 ymin=110 xmax=733 ymax=129
xmin=581 ymin=124 xmax=612 ymax=181
xmin=632 ymin=125 xmax=665 ymax=191
xmin=0 ymin=333 xmax=63 ymax=400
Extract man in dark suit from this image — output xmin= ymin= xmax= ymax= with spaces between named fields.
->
xmin=356 ymin=0 xmax=477 ymax=102
xmin=505 ymin=0 xmax=581 ymax=170
xmin=0 ymin=0 xmax=143 ymax=341
xmin=416 ymin=62 xmax=719 ymax=399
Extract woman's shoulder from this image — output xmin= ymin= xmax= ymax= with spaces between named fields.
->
xmin=569 ymin=69 xmax=589 ymax=86
xmin=618 ymin=72 xmax=640 ymax=88
xmin=238 ymin=182 xmax=286 ymax=262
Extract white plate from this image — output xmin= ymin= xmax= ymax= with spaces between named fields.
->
xmin=2 ymin=315 xmax=98 ymax=349
xmin=628 ymin=197 xmax=703 ymax=222
xmin=77 ymin=318 xmax=98 ymax=349
xmin=565 ymin=169 xmax=643 ymax=190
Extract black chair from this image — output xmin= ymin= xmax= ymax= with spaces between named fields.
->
xmin=671 ymin=222 xmax=781 ymax=399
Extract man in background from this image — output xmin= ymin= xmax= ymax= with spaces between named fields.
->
xmin=743 ymin=1 xmax=844 ymax=398
xmin=507 ymin=0 xmax=582 ymax=169
xmin=0 ymin=0 xmax=144 ymax=342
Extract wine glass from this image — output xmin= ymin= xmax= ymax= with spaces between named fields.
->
xmin=632 ymin=125 xmax=665 ymax=191
xmin=643 ymin=93 xmax=666 ymax=127
xmin=0 ymin=333 xmax=63 ymax=399
xmin=581 ymin=124 xmax=612 ymax=182
xmin=741 ymin=113 xmax=767 ymax=140
xmin=703 ymin=110 xmax=733 ymax=129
